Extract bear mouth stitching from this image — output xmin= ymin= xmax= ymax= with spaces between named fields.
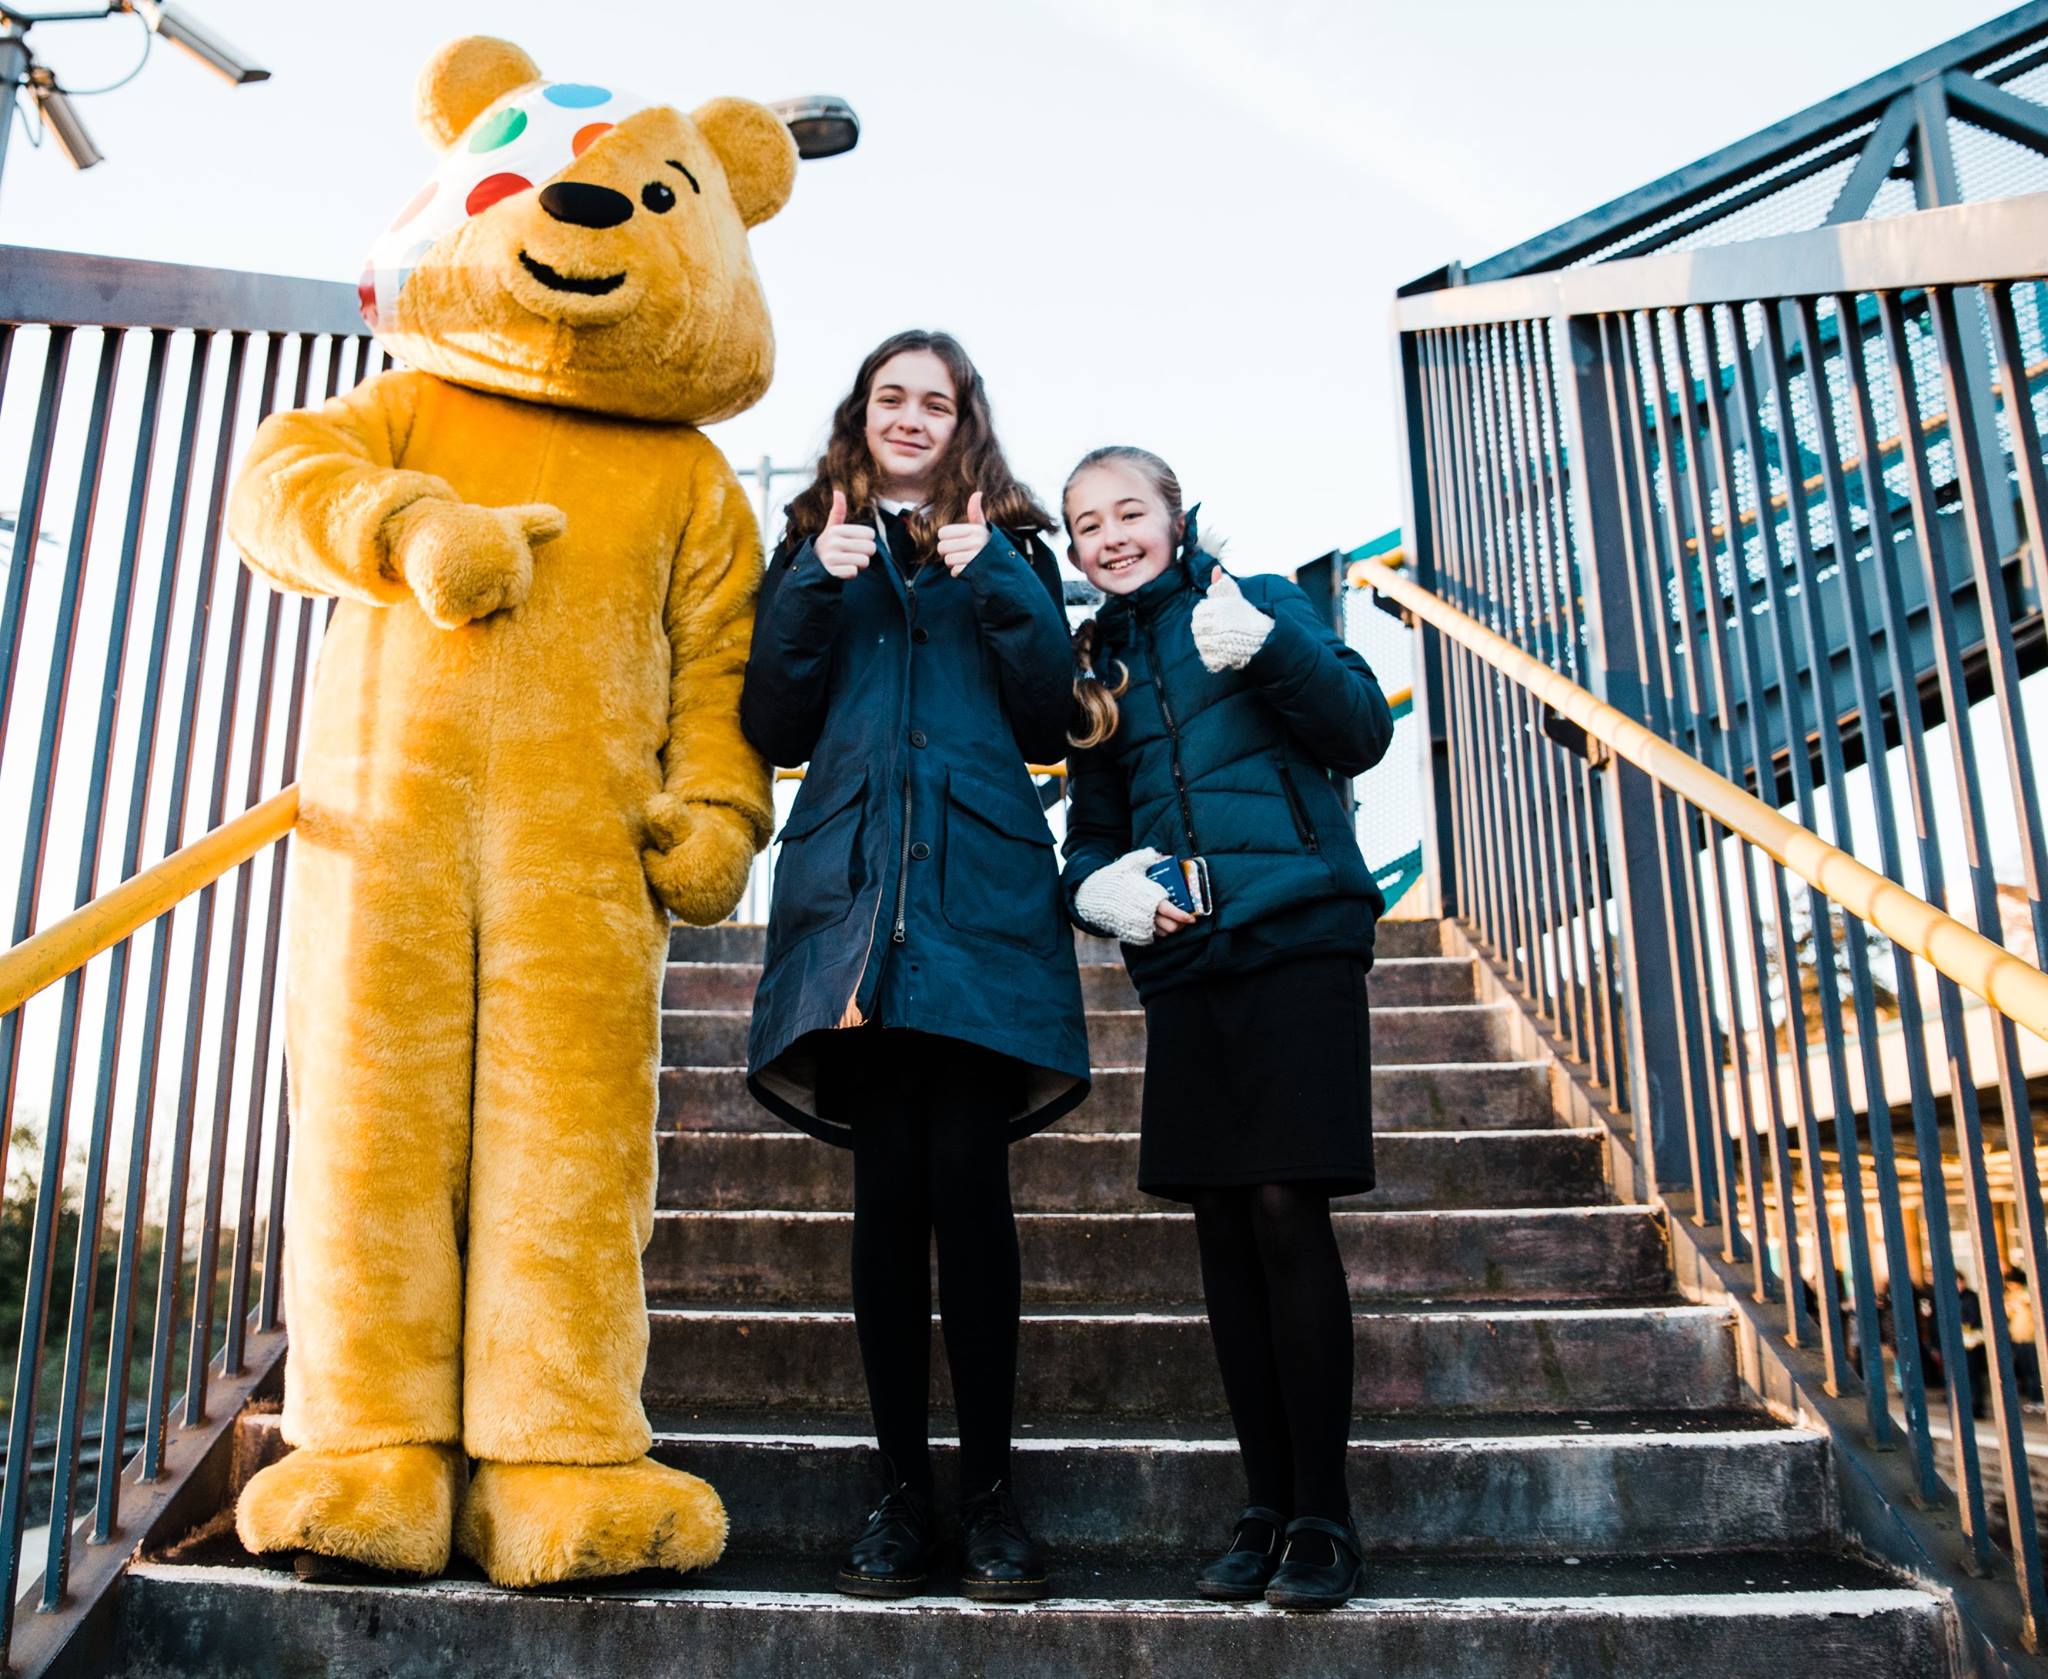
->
xmin=518 ymin=252 xmax=628 ymax=296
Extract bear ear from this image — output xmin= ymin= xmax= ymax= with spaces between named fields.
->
xmin=692 ymin=97 xmax=799 ymax=229
xmin=416 ymin=37 xmax=542 ymax=151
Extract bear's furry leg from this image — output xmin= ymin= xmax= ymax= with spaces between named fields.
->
xmin=455 ymin=1457 xmax=728 ymax=1587
xmin=236 ymin=1443 xmax=466 ymax=1577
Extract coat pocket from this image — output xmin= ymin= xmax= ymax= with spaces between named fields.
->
xmin=940 ymin=766 xmax=1060 ymax=957
xmin=767 ymin=768 xmax=868 ymax=949
xmin=1273 ymin=757 xmax=1322 ymax=853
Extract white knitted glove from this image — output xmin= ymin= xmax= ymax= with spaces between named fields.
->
xmin=1190 ymin=569 xmax=1274 ymax=672
xmin=1074 ymin=847 xmax=1169 ymax=945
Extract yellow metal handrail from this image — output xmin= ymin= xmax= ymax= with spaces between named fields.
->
xmin=0 ymin=786 xmax=300 ymax=1020
xmin=1356 ymin=553 xmax=2048 ymax=1046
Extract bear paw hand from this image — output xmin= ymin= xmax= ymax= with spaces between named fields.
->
xmin=643 ymin=798 xmax=762 ymax=926
xmin=388 ymin=499 xmax=567 ymax=629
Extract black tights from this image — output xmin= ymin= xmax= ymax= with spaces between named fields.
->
xmin=842 ymin=1039 xmax=1022 ymax=1498
xmin=1190 ymin=1182 xmax=1353 ymax=1524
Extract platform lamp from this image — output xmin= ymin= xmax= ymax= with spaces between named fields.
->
xmin=0 ymin=1 xmax=266 ymax=204
xmin=767 ymin=94 xmax=859 ymax=161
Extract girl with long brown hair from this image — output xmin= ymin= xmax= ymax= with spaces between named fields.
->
xmin=740 ymin=330 xmax=1088 ymax=1603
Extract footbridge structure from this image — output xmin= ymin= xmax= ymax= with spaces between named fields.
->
xmin=0 ymin=5 xmax=2044 ymax=1674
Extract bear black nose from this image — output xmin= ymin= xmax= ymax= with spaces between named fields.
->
xmin=539 ymin=182 xmax=634 ymax=229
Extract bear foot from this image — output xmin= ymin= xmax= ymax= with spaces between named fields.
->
xmin=235 ymin=1442 xmax=464 ymax=1577
xmin=455 ymin=1456 xmax=728 ymax=1588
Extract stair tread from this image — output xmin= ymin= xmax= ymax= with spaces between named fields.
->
xmin=648 ymin=1298 xmax=1719 ymax=1321
xmin=132 ymin=1548 xmax=1924 ymax=1605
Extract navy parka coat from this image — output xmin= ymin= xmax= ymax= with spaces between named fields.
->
xmin=740 ymin=514 xmax=1090 ymax=1144
xmin=1061 ymin=527 xmax=1396 ymax=1002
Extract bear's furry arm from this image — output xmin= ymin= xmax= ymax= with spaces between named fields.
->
xmin=227 ymin=372 xmax=457 ymax=604
xmin=652 ymin=443 xmax=775 ymax=847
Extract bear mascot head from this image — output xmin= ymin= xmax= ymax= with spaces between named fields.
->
xmin=225 ymin=36 xmax=796 ymax=1587
xmin=361 ymin=35 xmax=794 ymax=423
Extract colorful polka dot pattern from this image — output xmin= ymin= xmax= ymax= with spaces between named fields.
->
xmin=361 ymin=78 xmax=663 ymax=331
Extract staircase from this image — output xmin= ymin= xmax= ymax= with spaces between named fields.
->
xmin=101 ymin=921 xmax=1953 ymax=1677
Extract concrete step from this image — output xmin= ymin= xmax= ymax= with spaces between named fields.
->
xmin=656 ymin=1127 xmax=1606 ymax=1213
xmin=224 ymin=1409 xmax=1829 ymax=1559
xmin=114 ymin=1554 xmax=1948 ymax=1678
xmin=643 ymin=1303 xmax=1738 ymax=1417
xmin=643 ymin=1206 xmax=1665 ymax=1307
xmin=663 ymin=1002 xmax=1515 ymax=1069
xmin=671 ymin=918 xmax=1448 ymax=965
xmin=665 ymin=953 xmax=1477 ymax=1012
xmin=661 ymin=1060 xmax=1554 ymax=1134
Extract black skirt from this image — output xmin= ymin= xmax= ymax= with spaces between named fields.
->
xmin=1137 ymin=955 xmax=1374 ymax=1202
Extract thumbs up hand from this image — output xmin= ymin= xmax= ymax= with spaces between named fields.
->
xmin=936 ymin=490 xmax=991 ymax=577
xmin=814 ymin=488 xmax=876 ymax=580
xmin=1190 ymin=563 xmax=1275 ymax=673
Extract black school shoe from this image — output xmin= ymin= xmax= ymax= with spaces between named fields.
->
xmin=959 ymin=1480 xmax=1049 ymax=1602
xmin=1264 ymin=1516 xmax=1365 ymax=1611
xmin=836 ymin=1479 xmax=936 ymax=1598
xmin=1194 ymin=1506 xmax=1286 ymax=1601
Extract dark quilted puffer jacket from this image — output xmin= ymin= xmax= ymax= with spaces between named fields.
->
xmin=1059 ymin=526 xmax=1394 ymax=1001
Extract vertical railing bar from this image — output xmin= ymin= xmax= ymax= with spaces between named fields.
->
xmin=1419 ymin=335 xmax=1485 ymax=930
xmin=1537 ymin=322 xmax=1623 ymax=1095
xmin=1872 ymin=286 xmax=2044 ymax=1620
xmin=1503 ymin=320 xmax=1579 ymax=1055
xmin=0 ymin=328 xmax=75 ymax=788
xmin=1473 ymin=324 xmax=1544 ymax=1000
xmin=1440 ymin=330 xmax=1512 ymax=960
xmin=40 ymin=328 xmax=172 ymax=1610
xmin=1487 ymin=322 xmax=1564 ymax=1030
xmin=1638 ymin=312 xmax=1752 ymax=1262
xmin=0 ymin=323 xmax=19 ymax=426
xmin=220 ymin=327 xmax=320 ymax=1370
xmin=1790 ymin=294 xmax=1953 ymax=1502
xmin=141 ymin=329 xmax=253 ymax=1483
xmin=1454 ymin=323 xmax=1519 ymax=970
xmin=93 ymin=329 xmax=216 ymax=1542
xmin=1984 ymin=283 xmax=2048 ymax=609
xmin=0 ymin=325 xmax=125 ymax=1649
xmin=1977 ymin=286 xmax=2048 ymax=968
xmin=1530 ymin=321 xmax=1593 ymax=1072
xmin=1723 ymin=301 xmax=1870 ymax=1401
xmin=1519 ymin=319 xmax=1598 ymax=1073
xmin=184 ymin=331 xmax=293 ymax=1424
xmin=1431 ymin=328 xmax=1500 ymax=952
xmin=1690 ymin=304 xmax=1815 ymax=1334
xmin=1818 ymin=292 xmax=1990 ymax=1547
xmin=1611 ymin=312 xmax=1728 ymax=1226
xmin=1941 ymin=282 xmax=2048 ymax=1401
xmin=239 ymin=590 xmax=312 ymax=1349
xmin=1757 ymin=299 xmax=1920 ymax=1456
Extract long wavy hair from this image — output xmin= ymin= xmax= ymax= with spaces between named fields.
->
xmin=1065 ymin=446 xmax=1185 ymax=749
xmin=782 ymin=330 xmax=1054 ymax=563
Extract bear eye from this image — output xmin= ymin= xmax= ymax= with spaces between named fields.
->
xmin=642 ymin=181 xmax=676 ymax=214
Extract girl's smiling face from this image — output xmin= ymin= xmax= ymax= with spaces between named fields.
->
xmin=1065 ymin=462 xmax=1182 ymax=596
xmin=864 ymin=349 xmax=958 ymax=502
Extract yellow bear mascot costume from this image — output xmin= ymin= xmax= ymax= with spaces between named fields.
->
xmin=224 ymin=36 xmax=792 ymax=1586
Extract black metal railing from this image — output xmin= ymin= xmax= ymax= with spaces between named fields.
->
xmin=1391 ymin=193 xmax=2048 ymax=1652
xmin=0 ymin=246 xmax=372 ymax=1674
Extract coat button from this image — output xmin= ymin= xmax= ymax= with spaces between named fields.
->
xmin=909 ymin=730 xmax=928 ymax=748
xmin=912 ymin=626 xmax=930 ymax=644
xmin=910 ymin=841 xmax=931 ymax=860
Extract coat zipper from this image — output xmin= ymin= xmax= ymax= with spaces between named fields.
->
xmin=838 ymin=520 xmax=915 ymax=1023
xmin=891 ymin=566 xmax=921 ymax=946
xmin=1140 ymin=616 xmax=1202 ymax=857
xmin=1275 ymin=759 xmax=1321 ymax=852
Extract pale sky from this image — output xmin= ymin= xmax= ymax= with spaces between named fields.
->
xmin=0 ymin=0 xmax=2009 ymax=569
